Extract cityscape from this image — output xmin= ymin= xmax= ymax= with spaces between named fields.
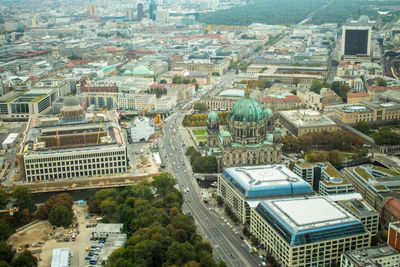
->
xmin=2 ymin=0 xmax=400 ymax=267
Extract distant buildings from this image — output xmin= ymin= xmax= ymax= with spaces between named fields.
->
xmin=137 ymin=3 xmax=144 ymax=21
xmin=278 ymin=109 xmax=339 ymax=137
xmin=260 ymin=93 xmax=301 ymax=111
xmin=250 ymin=196 xmax=371 ymax=267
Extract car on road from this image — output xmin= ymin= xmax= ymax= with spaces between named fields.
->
xmin=231 ymin=253 xmax=235 ymax=258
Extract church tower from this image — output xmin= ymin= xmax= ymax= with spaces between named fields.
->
xmin=207 ymin=111 xmax=220 ymax=147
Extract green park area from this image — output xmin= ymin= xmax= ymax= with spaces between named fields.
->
xmin=193 ymin=128 xmax=207 ymax=141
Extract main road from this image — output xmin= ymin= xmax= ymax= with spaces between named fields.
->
xmin=158 ymin=112 xmax=262 ymax=267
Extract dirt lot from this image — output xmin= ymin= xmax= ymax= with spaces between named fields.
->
xmin=9 ymin=204 xmax=93 ymax=267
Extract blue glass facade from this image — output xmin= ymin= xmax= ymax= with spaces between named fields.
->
xmin=223 ymin=168 xmax=313 ymax=199
xmin=255 ymin=202 xmax=366 ymax=246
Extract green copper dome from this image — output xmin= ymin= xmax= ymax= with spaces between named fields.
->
xmin=208 ymin=111 xmax=220 ymax=121
xmin=264 ymin=108 xmax=273 ymax=116
xmin=274 ymin=127 xmax=282 ymax=134
xmin=229 ymin=95 xmax=265 ymax=122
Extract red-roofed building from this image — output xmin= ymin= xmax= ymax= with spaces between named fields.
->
xmin=383 ymin=198 xmax=400 ymax=229
xmin=388 ymin=221 xmax=400 ymax=252
xmin=347 ymin=91 xmax=371 ymax=104
xmin=261 ymin=94 xmax=301 ymax=110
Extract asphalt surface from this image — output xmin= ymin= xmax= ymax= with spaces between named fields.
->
xmin=159 ymin=112 xmax=262 ymax=267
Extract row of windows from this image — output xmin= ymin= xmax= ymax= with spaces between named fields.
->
xmin=27 ymin=167 xmax=126 ymax=182
xmin=26 ymin=156 xmax=125 ymax=169
xmin=25 ymin=150 xmax=125 ymax=163
xmin=27 ymin=162 xmax=125 ymax=175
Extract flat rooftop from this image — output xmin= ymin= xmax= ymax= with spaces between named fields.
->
xmin=279 ymin=109 xmax=337 ymax=128
xmin=336 ymin=104 xmax=372 ymax=113
xmin=344 ymin=245 xmax=399 ymax=265
xmin=222 ymin=165 xmax=313 ymax=199
xmin=255 ymin=196 xmax=366 ymax=245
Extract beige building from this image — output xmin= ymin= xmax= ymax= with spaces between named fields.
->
xmin=207 ymin=90 xmax=282 ymax=170
xmin=258 ymin=73 xmax=324 ymax=85
xmin=278 ymin=109 xmax=339 ymax=137
xmin=319 ymin=162 xmax=355 ymax=195
xmin=333 ymin=101 xmax=400 ymax=125
xmin=172 ymin=60 xmax=229 ymax=76
xmin=347 ymin=92 xmax=371 ymax=104
xmin=250 ymin=197 xmax=371 ymax=267
xmin=297 ymin=88 xmax=342 ymax=111
xmin=341 ymin=245 xmax=400 ymax=267
xmin=19 ymin=97 xmax=128 ymax=182
xmin=218 ymin=165 xmax=314 ymax=224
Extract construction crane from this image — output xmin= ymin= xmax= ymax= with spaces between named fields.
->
xmin=0 ymin=207 xmax=18 ymax=215
xmin=96 ymin=118 xmax=103 ymax=144
xmin=154 ymin=114 xmax=162 ymax=128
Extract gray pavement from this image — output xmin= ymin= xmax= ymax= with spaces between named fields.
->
xmin=159 ymin=112 xmax=262 ymax=267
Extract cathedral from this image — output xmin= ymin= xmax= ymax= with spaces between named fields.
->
xmin=207 ymin=89 xmax=283 ymax=170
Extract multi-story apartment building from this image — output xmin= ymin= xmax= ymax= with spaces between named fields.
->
xmin=250 ymin=196 xmax=371 ymax=267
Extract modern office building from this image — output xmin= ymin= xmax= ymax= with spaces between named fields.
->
xmin=293 ymin=162 xmax=324 ymax=191
xmin=278 ymin=109 xmax=339 ymax=137
xmin=137 ymin=3 xmax=144 ymax=21
xmin=341 ymin=245 xmax=400 ymax=267
xmin=341 ymin=26 xmax=372 ymax=57
xmin=250 ymin=196 xmax=371 ymax=267
xmin=218 ymin=165 xmax=314 ymax=224
xmin=0 ymin=89 xmax=57 ymax=120
xmin=337 ymin=199 xmax=379 ymax=234
xmin=343 ymin=165 xmax=400 ymax=216
xmin=18 ymin=96 xmax=128 ymax=182
xmin=318 ymin=162 xmax=355 ymax=195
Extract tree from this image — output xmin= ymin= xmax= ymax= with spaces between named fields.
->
xmin=331 ymin=60 xmax=339 ymax=66
xmin=290 ymin=89 xmax=297 ymax=95
xmin=88 ymin=198 xmax=102 ymax=214
xmin=310 ymin=80 xmax=323 ymax=94
xmin=11 ymin=250 xmax=37 ymax=267
xmin=377 ymin=77 xmax=387 ymax=87
xmin=0 ymin=220 xmax=14 ymax=241
xmin=13 ymin=187 xmax=35 ymax=213
xmin=160 ymin=79 xmax=167 ymax=84
xmin=0 ymin=189 xmax=9 ymax=209
xmin=193 ymin=103 xmax=207 ymax=113
xmin=20 ymin=209 xmax=31 ymax=225
xmin=48 ymin=206 xmax=73 ymax=227
xmin=172 ymin=75 xmax=183 ymax=84
xmin=68 ymin=54 xmax=79 ymax=60
xmin=0 ymin=242 xmax=13 ymax=263
xmin=151 ymin=173 xmax=177 ymax=197
xmin=212 ymin=72 xmax=220 ymax=76
xmin=355 ymin=121 xmax=371 ymax=135
xmin=166 ymin=241 xmax=195 ymax=266
xmin=327 ymin=150 xmax=342 ymax=168
xmin=36 ymin=205 xmax=48 ymax=220
xmin=216 ymin=196 xmax=223 ymax=206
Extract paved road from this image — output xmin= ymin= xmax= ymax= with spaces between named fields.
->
xmin=159 ymin=112 xmax=262 ymax=267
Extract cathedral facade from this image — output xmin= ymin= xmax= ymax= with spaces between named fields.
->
xmin=207 ymin=90 xmax=283 ymax=171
